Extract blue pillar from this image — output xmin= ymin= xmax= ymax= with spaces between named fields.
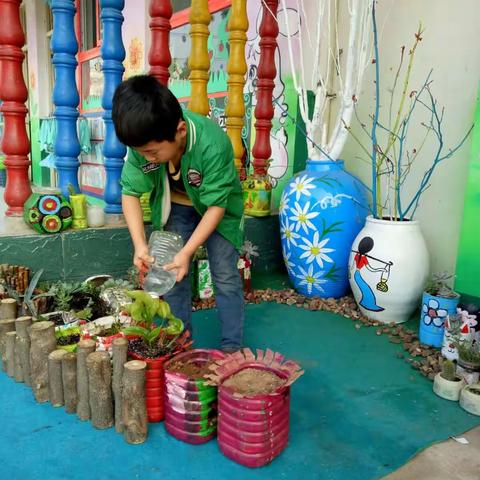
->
xmin=100 ymin=0 xmax=126 ymax=214
xmin=51 ymin=0 xmax=80 ymax=196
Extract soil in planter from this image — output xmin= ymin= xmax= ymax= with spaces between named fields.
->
xmin=223 ymin=368 xmax=285 ymax=396
xmin=129 ymin=337 xmax=174 ymax=359
xmin=95 ymin=325 xmax=121 ymax=337
xmin=167 ymin=359 xmax=214 ymax=379
xmin=441 ymin=373 xmax=462 ymax=382
xmin=70 ymin=292 xmax=109 ymax=319
xmin=468 ymin=387 xmax=480 ymax=396
xmin=56 ymin=334 xmax=81 ymax=346
xmin=48 ymin=313 xmax=66 ymax=326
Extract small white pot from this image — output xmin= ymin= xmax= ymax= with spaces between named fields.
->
xmin=348 ymin=216 xmax=429 ymax=323
xmin=433 ymin=372 xmax=466 ymax=401
xmin=459 ymin=383 xmax=480 ymax=415
xmin=87 ymin=205 xmax=105 ymax=228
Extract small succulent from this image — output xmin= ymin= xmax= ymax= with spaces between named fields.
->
xmin=441 ymin=360 xmax=458 ymax=382
xmin=425 ymin=272 xmax=458 ymax=299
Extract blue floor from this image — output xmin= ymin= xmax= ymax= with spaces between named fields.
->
xmin=1 ymin=303 xmax=479 ymax=480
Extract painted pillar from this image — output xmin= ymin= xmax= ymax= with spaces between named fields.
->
xmin=100 ymin=0 xmax=126 ymax=214
xmin=226 ymin=0 xmax=248 ymax=178
xmin=0 ymin=0 xmax=31 ymax=216
xmin=148 ymin=0 xmax=172 ymax=86
xmin=51 ymin=0 xmax=80 ymax=196
xmin=251 ymin=0 xmax=278 ymax=177
xmin=188 ymin=0 xmax=210 ymax=115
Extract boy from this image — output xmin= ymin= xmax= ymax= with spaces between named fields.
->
xmin=112 ymin=75 xmax=244 ymax=352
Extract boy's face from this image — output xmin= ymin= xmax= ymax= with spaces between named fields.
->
xmin=134 ymin=121 xmax=187 ymax=165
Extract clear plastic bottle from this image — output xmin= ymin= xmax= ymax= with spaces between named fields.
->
xmin=143 ymin=231 xmax=184 ymax=296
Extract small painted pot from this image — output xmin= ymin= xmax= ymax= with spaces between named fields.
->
xmin=433 ymin=372 xmax=466 ymax=401
xmin=70 ymin=194 xmax=88 ymax=229
xmin=242 ymin=176 xmax=272 ymax=217
xmin=419 ymin=292 xmax=459 ymax=348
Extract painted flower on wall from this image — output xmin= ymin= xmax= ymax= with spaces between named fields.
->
xmin=290 ymin=174 xmax=316 ymax=201
xmin=422 ymin=299 xmax=448 ymax=327
xmin=299 ymin=233 xmax=334 ymax=268
xmin=289 ymin=201 xmax=320 ymax=234
xmin=296 ymin=265 xmax=327 ymax=295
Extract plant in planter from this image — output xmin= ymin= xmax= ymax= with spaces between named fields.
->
xmin=459 ymin=383 xmax=480 ymax=416
xmin=205 ymin=348 xmax=304 ymax=468
xmin=55 ymin=325 xmax=81 ymax=352
xmin=121 ymin=290 xmax=192 ymax=422
xmin=163 ymin=349 xmax=226 ymax=444
xmin=433 ymin=359 xmax=465 ymax=401
xmin=456 ymin=339 xmax=480 ymax=385
xmin=441 ymin=313 xmax=475 ymax=361
xmin=347 ymin=10 xmax=473 ymax=323
xmin=420 ymin=272 xmax=460 ymax=347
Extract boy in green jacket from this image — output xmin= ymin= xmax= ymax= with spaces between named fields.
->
xmin=112 ymin=75 xmax=244 ymax=351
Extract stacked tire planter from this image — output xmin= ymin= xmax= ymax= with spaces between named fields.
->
xmin=164 ymin=349 xmax=225 ymax=444
xmin=207 ymin=348 xmax=304 ymax=468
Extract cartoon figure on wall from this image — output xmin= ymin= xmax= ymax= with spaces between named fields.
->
xmin=350 ymin=237 xmax=393 ymax=312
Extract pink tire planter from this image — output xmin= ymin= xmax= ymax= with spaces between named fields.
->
xmin=164 ymin=349 xmax=225 ymax=444
xmin=207 ymin=349 xmax=304 ymax=468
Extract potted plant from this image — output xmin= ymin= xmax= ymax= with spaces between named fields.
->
xmin=459 ymin=383 xmax=480 ymax=416
xmin=205 ymin=348 xmax=304 ymax=468
xmin=163 ymin=349 xmax=225 ymax=444
xmin=420 ymin=272 xmax=460 ymax=347
xmin=81 ymin=313 xmax=131 ymax=355
xmin=347 ymin=15 xmax=473 ymax=323
xmin=456 ymin=339 xmax=480 ymax=385
xmin=433 ymin=359 xmax=465 ymax=401
xmin=441 ymin=313 xmax=475 ymax=361
xmin=121 ymin=290 xmax=192 ymax=422
xmin=55 ymin=325 xmax=81 ymax=352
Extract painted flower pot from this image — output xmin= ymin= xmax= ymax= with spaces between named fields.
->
xmin=419 ymin=292 xmax=460 ymax=347
xmin=459 ymin=384 xmax=480 ymax=416
xmin=243 ymin=176 xmax=272 ymax=217
xmin=433 ymin=372 xmax=466 ymax=401
xmin=217 ymin=365 xmax=291 ymax=468
xmin=442 ymin=314 xmax=476 ymax=361
xmin=164 ymin=349 xmax=225 ymax=444
xmin=70 ymin=194 xmax=88 ymax=229
xmin=280 ymin=160 xmax=368 ymax=298
xmin=348 ymin=217 xmax=429 ymax=323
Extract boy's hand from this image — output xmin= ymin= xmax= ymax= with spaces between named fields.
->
xmin=164 ymin=249 xmax=191 ymax=283
xmin=134 ymin=245 xmax=154 ymax=273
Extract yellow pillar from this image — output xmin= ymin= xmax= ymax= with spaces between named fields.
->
xmin=188 ymin=0 xmax=211 ymax=115
xmin=226 ymin=0 xmax=248 ymax=175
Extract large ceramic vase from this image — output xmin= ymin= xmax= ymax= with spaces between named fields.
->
xmin=348 ymin=217 xmax=429 ymax=323
xmin=279 ymin=160 xmax=369 ymax=298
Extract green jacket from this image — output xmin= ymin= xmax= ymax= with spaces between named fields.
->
xmin=120 ymin=109 xmax=244 ymax=250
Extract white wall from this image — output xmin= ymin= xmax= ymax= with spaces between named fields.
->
xmin=336 ymin=0 xmax=480 ymax=276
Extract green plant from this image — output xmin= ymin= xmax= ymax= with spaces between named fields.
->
xmin=440 ymin=360 xmax=458 ymax=382
xmin=457 ymin=339 xmax=480 ymax=365
xmin=424 ymin=272 xmax=457 ymax=298
xmin=100 ymin=278 xmax=134 ymax=292
xmin=52 ymin=281 xmax=82 ymax=311
xmin=122 ymin=290 xmax=184 ymax=348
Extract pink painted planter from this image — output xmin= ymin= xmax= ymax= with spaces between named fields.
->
xmin=164 ymin=349 xmax=225 ymax=444
xmin=217 ymin=365 xmax=291 ymax=468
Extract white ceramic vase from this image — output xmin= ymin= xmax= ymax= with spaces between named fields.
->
xmin=348 ymin=216 xmax=429 ymax=324
xmin=433 ymin=372 xmax=466 ymax=401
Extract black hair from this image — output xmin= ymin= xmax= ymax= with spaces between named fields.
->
xmin=358 ymin=236 xmax=374 ymax=255
xmin=112 ymin=75 xmax=184 ymax=147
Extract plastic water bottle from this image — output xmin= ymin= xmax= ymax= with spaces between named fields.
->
xmin=143 ymin=231 xmax=184 ymax=296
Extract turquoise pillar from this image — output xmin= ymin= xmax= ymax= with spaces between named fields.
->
xmin=100 ymin=0 xmax=126 ymax=214
xmin=51 ymin=0 xmax=80 ymax=196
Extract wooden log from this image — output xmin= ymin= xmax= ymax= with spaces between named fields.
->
xmin=87 ymin=351 xmax=113 ymax=429
xmin=5 ymin=331 xmax=16 ymax=378
xmin=14 ymin=334 xmax=23 ymax=382
xmin=48 ymin=349 xmax=68 ymax=407
xmin=112 ymin=337 xmax=128 ymax=433
xmin=0 ymin=318 xmax=16 ymax=371
xmin=29 ymin=321 xmax=57 ymax=403
xmin=122 ymin=360 xmax=148 ymax=444
xmin=76 ymin=339 xmax=96 ymax=421
xmin=0 ymin=298 xmax=17 ymax=320
xmin=15 ymin=316 xmax=32 ymax=386
xmin=62 ymin=352 xmax=77 ymax=413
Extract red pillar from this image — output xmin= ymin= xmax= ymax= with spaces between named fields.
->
xmin=251 ymin=0 xmax=278 ymax=177
xmin=148 ymin=0 xmax=172 ymax=86
xmin=0 ymin=0 xmax=31 ymax=216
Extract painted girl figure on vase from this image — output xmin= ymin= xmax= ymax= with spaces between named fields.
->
xmin=350 ymin=237 xmax=393 ymax=312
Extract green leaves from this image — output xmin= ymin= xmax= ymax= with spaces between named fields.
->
xmin=165 ymin=316 xmax=184 ymax=336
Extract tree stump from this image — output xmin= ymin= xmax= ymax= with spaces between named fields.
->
xmin=29 ymin=321 xmax=56 ymax=403
xmin=122 ymin=360 xmax=148 ymax=444
xmin=15 ymin=316 xmax=32 ymax=386
xmin=48 ymin=349 xmax=68 ymax=407
xmin=0 ymin=318 xmax=16 ymax=371
xmin=76 ymin=339 xmax=96 ymax=421
xmin=62 ymin=352 xmax=77 ymax=413
xmin=5 ymin=331 xmax=16 ymax=378
xmin=112 ymin=337 xmax=128 ymax=433
xmin=14 ymin=335 xmax=23 ymax=382
xmin=0 ymin=298 xmax=17 ymax=320
xmin=87 ymin=351 xmax=113 ymax=429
